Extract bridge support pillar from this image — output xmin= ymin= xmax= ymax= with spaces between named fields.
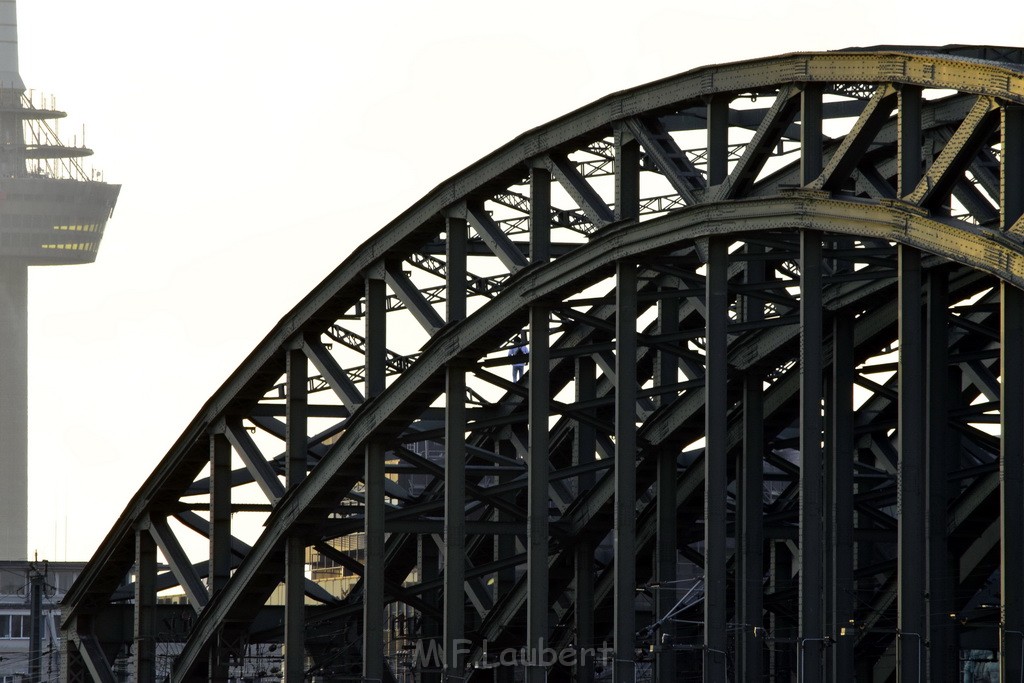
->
xmin=444 ymin=364 xmax=466 ymax=680
xmin=208 ymin=432 xmax=232 ymax=681
xmin=926 ymin=269 xmax=958 ymax=682
xmin=419 ymin=535 xmax=441 ymax=683
xmin=134 ymin=528 xmax=157 ymax=683
xmin=898 ymin=245 xmax=926 ymax=683
xmin=799 ymin=230 xmax=824 ymax=683
xmin=613 ymin=262 xmax=637 ymax=683
xmin=829 ymin=312 xmax=855 ymax=682
xmin=737 ymin=243 xmax=765 ymax=683
xmin=363 ymin=269 xmax=387 ymax=683
xmin=526 ymin=163 xmax=552 ymax=683
xmin=1001 ymin=282 xmax=1024 ymax=683
xmin=704 ymin=237 xmax=728 ymax=682
xmin=653 ymin=275 xmax=678 ymax=682
xmin=283 ymin=346 xmax=307 ymax=683
xmin=574 ymin=356 xmax=597 ymax=683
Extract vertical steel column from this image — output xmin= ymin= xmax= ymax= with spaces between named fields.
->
xmin=801 ymin=99 xmax=825 ymax=672
xmin=605 ymin=140 xmax=639 ymax=666
xmin=655 ymin=278 xmax=679 ymax=406
xmin=495 ymin=449 xmax=518 ymax=683
xmin=925 ymin=269 xmax=957 ymax=681
xmin=575 ymin=356 xmax=597 ymax=683
xmin=898 ymin=87 xmax=923 ymax=197
xmin=897 ymin=246 xmax=926 ymax=683
xmin=364 ymin=269 xmax=387 ymax=683
xmin=284 ymin=346 xmax=308 ymax=683
xmin=1001 ymin=105 xmax=1024 ymax=683
xmin=419 ymin=536 xmax=442 ymax=683
xmin=616 ymin=127 xmax=640 ymax=221
xmin=823 ymin=352 xmax=836 ymax=683
xmin=799 ymin=230 xmax=824 ymax=683
xmin=286 ymin=347 xmax=309 ymax=486
xmin=575 ymin=356 xmax=597 ymax=490
xmin=526 ymin=303 xmax=550 ymax=683
xmin=527 ymin=167 xmax=552 ymax=682
xmin=209 ymin=432 xmax=232 ymax=681
xmin=444 ymin=209 xmax=468 ymax=681
xmin=737 ymin=245 xmax=764 ymax=682
xmin=531 ymin=166 xmax=551 ymax=262
xmin=363 ymin=474 xmax=386 ymax=681
xmin=707 ymin=97 xmax=729 ymax=188
xmin=1001 ymin=282 xmax=1024 ymax=683
xmin=830 ymin=313 xmax=855 ymax=681
xmin=134 ymin=528 xmax=157 ymax=683
xmin=209 ymin=433 xmax=232 ymax=595
xmin=365 ymin=272 xmax=387 ymax=397
xmin=801 ymin=84 xmax=824 ymax=185
xmin=444 ymin=363 xmax=467 ymax=679
xmin=769 ymin=542 xmax=794 ymax=680
xmin=655 ymin=282 xmax=678 ymax=683
xmin=654 ymin=444 xmax=677 ymax=683
xmin=447 ymin=210 xmax=468 ymax=322
xmin=614 ymin=262 xmax=638 ymax=683
xmin=1005 ymin=105 xmax=1024 ymax=229
xmin=705 ymin=237 xmax=729 ymax=682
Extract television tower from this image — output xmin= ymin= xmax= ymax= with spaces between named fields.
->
xmin=0 ymin=1 xmax=119 ymax=559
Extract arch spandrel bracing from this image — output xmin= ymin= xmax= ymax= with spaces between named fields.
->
xmin=61 ymin=46 xmax=1024 ymax=682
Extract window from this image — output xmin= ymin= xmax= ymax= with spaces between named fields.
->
xmin=51 ymin=570 xmax=79 ymax=594
xmin=0 ymin=573 xmax=25 ymax=595
xmin=0 ymin=613 xmax=30 ymax=639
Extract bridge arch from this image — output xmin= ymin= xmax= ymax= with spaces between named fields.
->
xmin=64 ymin=46 xmax=1024 ymax=682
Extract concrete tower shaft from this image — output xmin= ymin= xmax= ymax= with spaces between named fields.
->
xmin=0 ymin=0 xmax=24 ymax=180
xmin=0 ymin=262 xmax=25 ymax=559
xmin=0 ymin=0 xmax=119 ymax=560
xmin=0 ymin=0 xmax=29 ymax=562
xmin=0 ymin=0 xmax=24 ymax=90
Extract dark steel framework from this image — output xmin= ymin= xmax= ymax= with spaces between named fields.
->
xmin=61 ymin=46 xmax=1024 ymax=682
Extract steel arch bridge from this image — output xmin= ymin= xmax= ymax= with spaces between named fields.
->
xmin=62 ymin=46 xmax=1024 ymax=682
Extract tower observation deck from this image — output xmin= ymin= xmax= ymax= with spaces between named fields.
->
xmin=0 ymin=0 xmax=119 ymax=560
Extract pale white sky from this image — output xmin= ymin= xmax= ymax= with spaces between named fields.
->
xmin=14 ymin=0 xmax=1024 ymax=561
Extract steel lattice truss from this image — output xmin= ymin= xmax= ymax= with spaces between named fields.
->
xmin=61 ymin=46 xmax=1024 ymax=683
